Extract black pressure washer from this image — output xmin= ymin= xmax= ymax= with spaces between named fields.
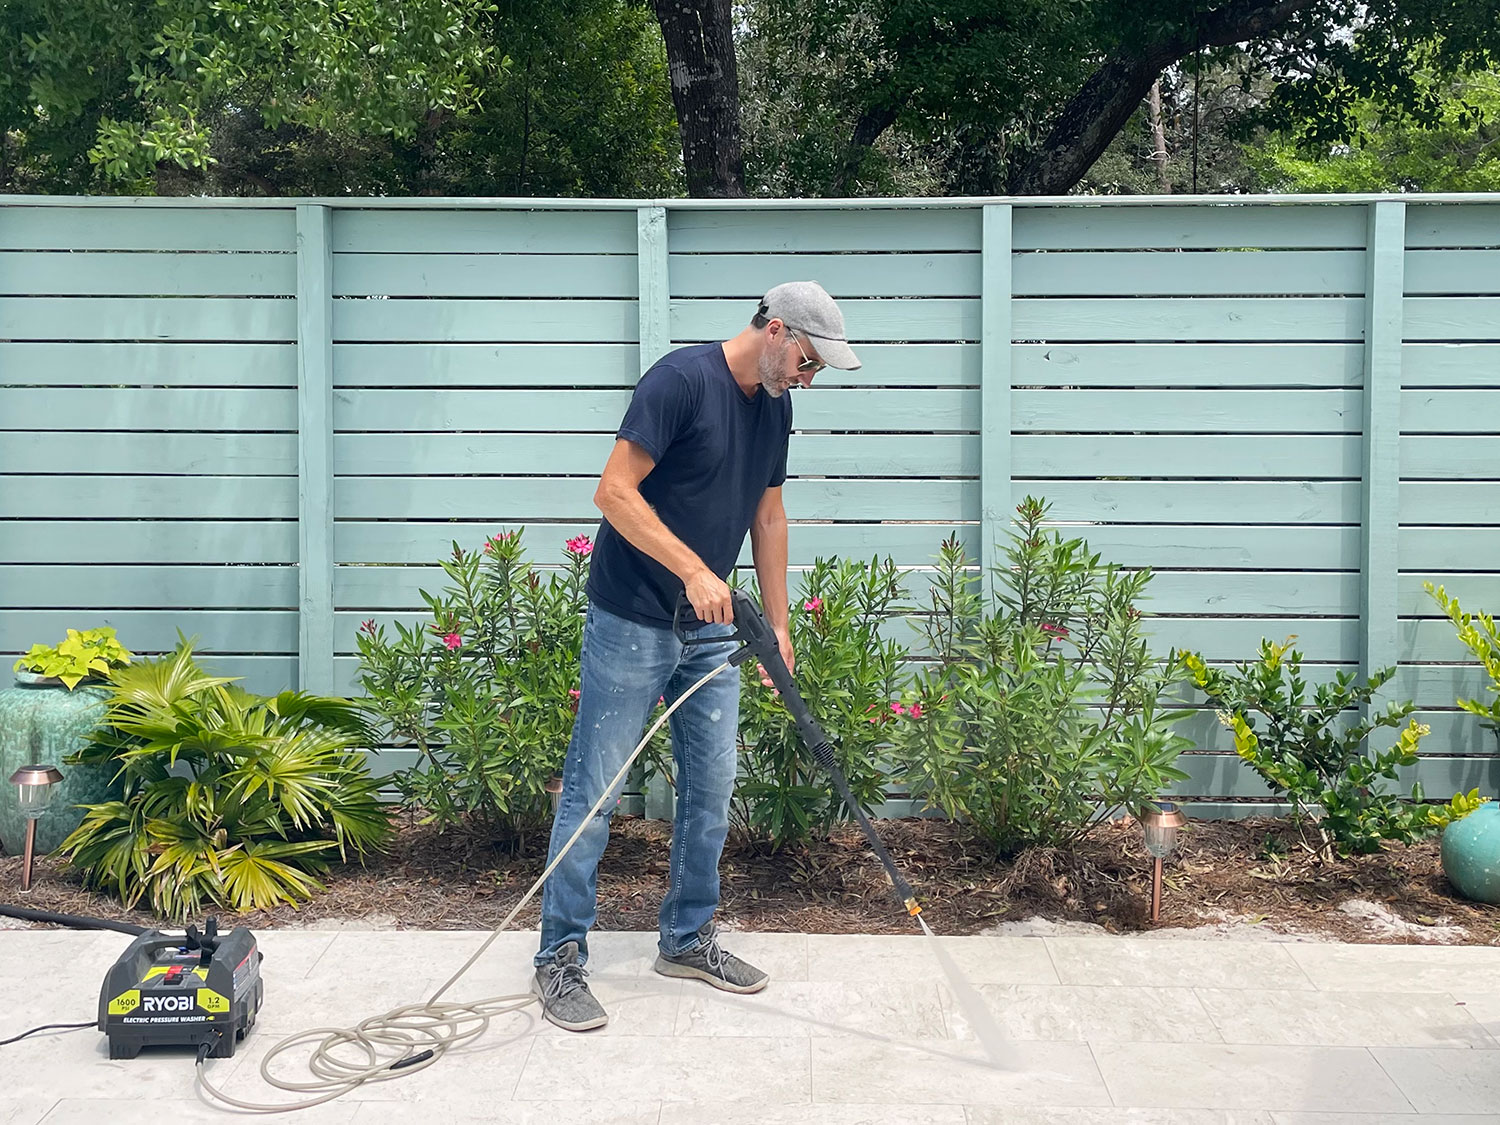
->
xmin=99 ymin=917 xmax=264 ymax=1059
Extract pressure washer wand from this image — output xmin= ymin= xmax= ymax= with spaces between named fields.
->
xmin=675 ymin=589 xmax=922 ymax=920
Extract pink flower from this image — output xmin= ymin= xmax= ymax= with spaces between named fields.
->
xmin=568 ymin=687 xmax=581 ymax=712
xmin=565 ymin=535 xmax=594 ymax=557
xmin=908 ymin=703 xmax=923 ymax=719
xmin=359 ymin=618 xmax=376 ymax=635
xmin=889 ymin=701 xmax=906 ymax=716
xmin=484 ymin=531 xmax=516 ymax=554
xmin=804 ymin=597 xmax=824 ymax=615
xmin=442 ymin=633 xmax=462 ymax=650
xmin=1041 ymin=623 xmax=1069 ymax=639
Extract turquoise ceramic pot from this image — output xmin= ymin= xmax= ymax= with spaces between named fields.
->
xmin=0 ymin=673 xmax=122 ymax=855
xmin=1441 ymin=802 xmax=1500 ymax=906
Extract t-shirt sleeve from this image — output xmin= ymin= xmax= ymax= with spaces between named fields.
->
xmin=616 ymin=365 xmax=695 ymax=463
xmin=767 ymin=398 xmax=792 ymax=488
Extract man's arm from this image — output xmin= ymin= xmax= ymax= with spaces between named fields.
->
xmin=594 ymin=438 xmax=733 ymax=623
xmin=749 ymin=485 xmax=795 ymax=676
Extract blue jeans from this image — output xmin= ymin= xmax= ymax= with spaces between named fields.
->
xmin=535 ymin=601 xmax=741 ymax=967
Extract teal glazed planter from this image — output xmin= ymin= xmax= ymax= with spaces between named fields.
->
xmin=1441 ymin=802 xmax=1500 ymax=906
xmin=0 ymin=673 xmax=122 ymax=855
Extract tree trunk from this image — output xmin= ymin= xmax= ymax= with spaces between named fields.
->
xmin=833 ymin=102 xmax=900 ymax=196
xmin=1009 ymin=0 xmax=1315 ymax=195
xmin=652 ymin=0 xmax=745 ymax=197
xmin=1147 ymin=79 xmax=1171 ymax=194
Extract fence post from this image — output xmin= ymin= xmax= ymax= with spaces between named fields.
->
xmin=1360 ymin=200 xmax=1406 ymax=719
xmin=296 ymin=205 xmax=335 ymax=695
xmin=637 ymin=205 xmax=675 ymax=820
xmin=980 ymin=204 xmax=1014 ymax=584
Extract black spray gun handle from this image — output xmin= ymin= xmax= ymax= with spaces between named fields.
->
xmin=674 ymin=589 xmax=836 ymax=773
xmin=672 ymin=588 xmax=920 ymax=917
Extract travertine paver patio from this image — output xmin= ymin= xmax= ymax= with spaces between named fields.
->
xmin=2 ymin=926 xmax=1499 ymax=1123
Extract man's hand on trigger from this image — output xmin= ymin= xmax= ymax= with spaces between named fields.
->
xmin=684 ymin=570 xmax=734 ymax=625
xmin=757 ymin=627 xmax=795 ymax=689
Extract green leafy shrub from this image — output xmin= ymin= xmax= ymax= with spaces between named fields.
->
xmin=733 ymin=557 xmax=908 ymax=850
xmin=1183 ymin=638 xmax=1482 ymax=858
xmin=889 ymin=498 xmax=1192 ymax=856
xmin=60 ymin=642 xmax=391 ymax=919
xmin=356 ymin=530 xmax=625 ymax=837
xmin=14 ymin=626 xmax=133 ymax=689
xmin=1426 ymin=582 xmax=1500 ymax=752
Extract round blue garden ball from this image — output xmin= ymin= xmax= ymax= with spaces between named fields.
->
xmin=1441 ymin=802 xmax=1500 ymax=906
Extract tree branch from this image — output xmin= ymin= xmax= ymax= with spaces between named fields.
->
xmin=1008 ymin=0 xmax=1317 ymax=195
xmin=832 ymin=101 xmax=900 ymax=195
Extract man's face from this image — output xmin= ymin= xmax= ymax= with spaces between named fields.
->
xmin=757 ymin=324 xmax=823 ymax=397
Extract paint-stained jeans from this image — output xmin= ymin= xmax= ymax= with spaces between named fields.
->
xmin=535 ymin=600 xmax=740 ymax=966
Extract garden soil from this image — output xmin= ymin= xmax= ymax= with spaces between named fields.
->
xmin=4 ymin=814 xmax=1497 ymax=945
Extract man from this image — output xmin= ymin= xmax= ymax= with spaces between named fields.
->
xmin=531 ymin=281 xmax=861 ymax=1030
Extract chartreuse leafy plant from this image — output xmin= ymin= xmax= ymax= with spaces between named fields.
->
xmin=733 ymin=557 xmax=909 ymax=851
xmin=888 ymin=498 xmax=1192 ymax=857
xmin=1183 ymin=639 xmax=1483 ymax=859
xmin=59 ymin=641 xmax=392 ymax=920
xmin=1426 ymin=582 xmax=1500 ymax=752
xmin=13 ymin=626 xmax=133 ymax=689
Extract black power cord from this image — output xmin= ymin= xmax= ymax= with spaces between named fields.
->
xmin=0 ymin=1022 xmax=94 ymax=1047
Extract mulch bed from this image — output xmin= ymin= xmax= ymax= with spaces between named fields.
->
xmin=5 ymin=814 xmax=1497 ymax=945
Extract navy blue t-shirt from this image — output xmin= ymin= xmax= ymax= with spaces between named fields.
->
xmin=587 ymin=343 xmax=792 ymax=627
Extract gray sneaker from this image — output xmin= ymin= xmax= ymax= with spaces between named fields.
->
xmin=532 ymin=941 xmax=608 ymax=1031
xmin=654 ymin=924 xmax=769 ymax=994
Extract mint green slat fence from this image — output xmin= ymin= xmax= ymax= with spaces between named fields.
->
xmin=3 ymin=195 xmax=1498 ymax=818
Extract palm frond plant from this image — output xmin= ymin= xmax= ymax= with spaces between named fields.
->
xmin=60 ymin=640 xmax=393 ymax=919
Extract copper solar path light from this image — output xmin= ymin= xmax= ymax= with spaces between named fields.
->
xmin=9 ymin=764 xmax=64 ymax=892
xmin=1140 ymin=800 xmax=1187 ymax=923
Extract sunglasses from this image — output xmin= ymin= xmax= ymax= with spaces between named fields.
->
xmin=787 ymin=329 xmax=825 ymax=375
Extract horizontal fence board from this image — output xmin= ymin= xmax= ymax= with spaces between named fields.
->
xmin=332 ymin=299 xmax=639 ymax=343
xmin=673 ymin=298 xmax=978 ymax=342
xmin=0 ymin=251 xmax=297 ymax=297
xmin=1144 ymin=571 xmax=1357 ymax=616
xmin=334 ymin=521 xmax=979 ymax=567
xmin=331 ymin=209 xmax=638 ymax=254
xmin=0 ymin=342 xmax=298 ymax=387
xmin=1012 ymin=205 xmax=1369 ymax=250
xmin=0 ymin=297 xmax=296 ymax=341
xmin=0 ymin=477 xmax=298 ymax=518
xmin=1399 ymin=527 xmax=1500 ymax=569
xmin=1400 ymin=482 xmax=1500 ymax=524
xmin=1017 ymin=481 xmax=1360 ymax=524
xmin=1012 ymin=389 xmax=1361 ymax=434
xmin=670 ymin=252 xmax=981 ymax=298
xmin=1402 ymin=436 xmax=1500 ymax=479
xmin=1404 ymin=204 xmax=1500 ymax=249
xmin=0 ymin=433 xmax=297 ymax=475
xmin=667 ymin=209 xmax=982 ymax=253
xmin=1014 ymin=434 xmax=1360 ymax=478
xmin=1037 ymin=524 xmax=1361 ymax=570
xmin=1396 ymin=573 xmax=1500 ymax=616
xmin=1 ymin=388 xmax=296 ymax=430
xmin=0 ymin=610 xmax=295 ymax=654
xmin=330 ymin=342 xmax=978 ymax=389
xmin=1010 ymin=343 xmax=1364 ymax=387
xmin=335 ymin=432 xmax=975 ymax=477
xmin=333 ymin=253 xmax=639 ymax=298
xmin=1012 ymin=297 xmax=1365 ymax=342
xmin=332 ymin=477 xmax=976 ymax=522
xmin=334 ymin=388 xmax=980 ymax=432
xmin=1165 ymin=750 xmax=1498 ymax=799
xmin=0 ymin=566 xmax=298 ymax=608
xmin=0 ymin=207 xmax=295 ymax=251
xmin=1 ymin=521 xmax=297 ymax=564
xmin=1011 ymin=250 xmax=1366 ymax=297
xmin=1405 ymin=250 xmax=1500 ymax=295
xmin=1404 ymin=297 xmax=1500 ymax=341
xmin=1402 ymin=389 xmax=1500 ymax=435
xmin=1402 ymin=343 xmax=1500 ymax=386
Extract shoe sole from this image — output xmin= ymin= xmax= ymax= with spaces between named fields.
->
xmin=652 ymin=955 xmax=770 ymax=994
xmin=530 ymin=977 xmax=608 ymax=1031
